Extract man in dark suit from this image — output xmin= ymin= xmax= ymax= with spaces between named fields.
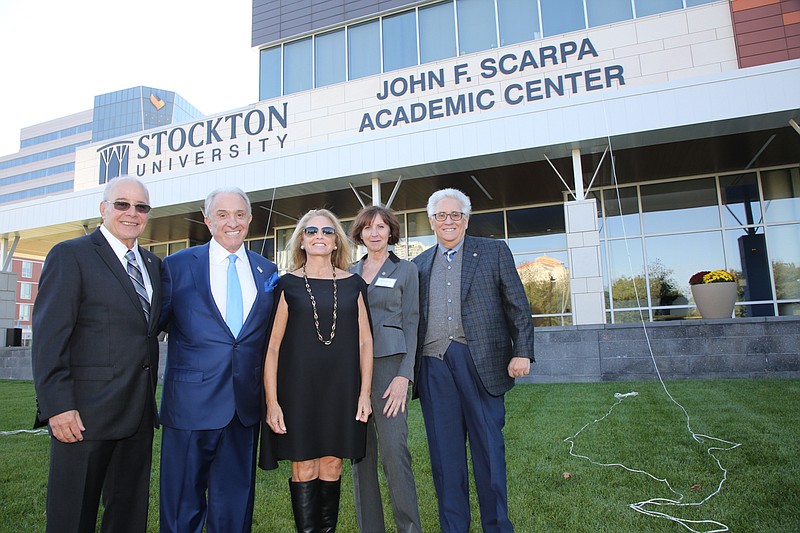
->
xmin=32 ymin=176 xmax=162 ymax=533
xmin=159 ymin=187 xmax=278 ymax=533
xmin=412 ymin=188 xmax=535 ymax=533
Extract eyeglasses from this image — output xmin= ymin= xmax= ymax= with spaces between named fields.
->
xmin=304 ymin=226 xmax=336 ymax=236
xmin=105 ymin=200 xmax=151 ymax=214
xmin=432 ymin=211 xmax=464 ymax=222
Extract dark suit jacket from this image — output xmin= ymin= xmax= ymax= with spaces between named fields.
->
xmin=158 ymin=243 xmax=278 ymax=430
xmin=350 ymin=252 xmax=419 ymax=381
xmin=32 ymin=228 xmax=163 ymax=439
xmin=413 ymin=235 xmax=535 ymax=397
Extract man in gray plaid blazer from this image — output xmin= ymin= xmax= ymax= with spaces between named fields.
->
xmin=412 ymin=188 xmax=535 ymax=533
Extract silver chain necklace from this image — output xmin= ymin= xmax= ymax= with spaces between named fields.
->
xmin=302 ymin=263 xmax=337 ymax=345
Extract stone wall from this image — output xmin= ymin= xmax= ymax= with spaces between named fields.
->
xmin=3 ymin=317 xmax=798 ymax=383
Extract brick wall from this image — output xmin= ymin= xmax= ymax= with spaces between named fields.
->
xmin=730 ymin=0 xmax=800 ymax=67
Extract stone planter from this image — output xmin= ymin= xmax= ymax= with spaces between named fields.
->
xmin=690 ymin=282 xmax=737 ymax=319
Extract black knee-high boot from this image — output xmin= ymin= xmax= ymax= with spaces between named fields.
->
xmin=319 ymin=478 xmax=341 ymax=533
xmin=289 ymin=478 xmax=320 ymax=533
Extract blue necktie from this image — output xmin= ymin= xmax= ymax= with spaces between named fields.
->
xmin=444 ymin=249 xmax=456 ymax=263
xmin=226 ymin=254 xmax=243 ymax=337
xmin=125 ymin=250 xmax=150 ymax=322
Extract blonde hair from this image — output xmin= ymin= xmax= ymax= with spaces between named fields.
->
xmin=285 ymin=209 xmax=353 ymax=271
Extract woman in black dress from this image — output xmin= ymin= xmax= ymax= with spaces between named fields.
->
xmin=263 ymin=208 xmax=373 ymax=532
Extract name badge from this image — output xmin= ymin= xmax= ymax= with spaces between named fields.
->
xmin=375 ymin=277 xmax=396 ymax=288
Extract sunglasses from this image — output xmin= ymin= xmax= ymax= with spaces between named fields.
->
xmin=106 ymin=200 xmax=152 ymax=214
xmin=304 ymin=226 xmax=335 ymax=236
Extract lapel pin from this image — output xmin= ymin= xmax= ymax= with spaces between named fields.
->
xmin=257 ymin=266 xmax=263 ymax=273
xmin=473 ymin=252 xmax=478 ymax=257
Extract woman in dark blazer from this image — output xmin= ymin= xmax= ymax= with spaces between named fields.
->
xmin=349 ymin=205 xmax=422 ymax=533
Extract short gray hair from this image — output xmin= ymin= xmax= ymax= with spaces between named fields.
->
xmin=103 ymin=175 xmax=149 ymax=202
xmin=426 ymin=188 xmax=471 ymax=218
xmin=204 ymin=187 xmax=252 ymax=217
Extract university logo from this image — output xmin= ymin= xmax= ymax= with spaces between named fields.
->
xmin=150 ymin=93 xmax=166 ymax=110
xmin=97 ymin=140 xmax=133 ymax=184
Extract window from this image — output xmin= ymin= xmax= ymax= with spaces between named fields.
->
xmin=540 ymin=0 xmax=585 ymax=37
xmin=383 ymin=11 xmax=418 ymax=72
xmin=20 ymin=282 xmax=32 ymax=300
xmin=640 ymin=178 xmax=720 ymax=233
xmin=19 ymin=304 xmax=31 ymax=322
xmin=284 ymin=38 xmax=312 ymax=94
xmin=348 ymin=21 xmax=381 ymax=80
xmin=419 ymin=1 xmax=457 ymax=64
xmin=315 ymin=30 xmax=346 ymax=87
xmin=21 ymin=261 xmax=33 ymax=279
xmin=635 ymin=0 xmax=683 ymax=18
xmin=498 ymin=0 xmax=541 ymax=46
xmin=587 ymin=0 xmax=633 ymax=27
xmin=259 ymin=46 xmax=281 ymax=100
xmin=457 ymin=0 xmax=498 ymax=55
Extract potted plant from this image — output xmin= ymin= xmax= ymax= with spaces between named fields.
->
xmin=689 ymin=270 xmax=737 ymax=319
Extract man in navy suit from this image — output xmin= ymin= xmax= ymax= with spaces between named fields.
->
xmin=412 ymin=188 xmax=535 ymax=533
xmin=32 ymin=176 xmax=162 ymax=533
xmin=159 ymin=187 xmax=278 ymax=533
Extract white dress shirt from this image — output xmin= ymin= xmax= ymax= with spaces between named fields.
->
xmin=208 ymin=238 xmax=257 ymax=324
xmin=99 ymin=224 xmax=153 ymax=300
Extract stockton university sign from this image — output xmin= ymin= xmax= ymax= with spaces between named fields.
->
xmin=94 ymin=37 xmax=624 ymax=182
xmin=96 ymin=104 xmax=289 ymax=181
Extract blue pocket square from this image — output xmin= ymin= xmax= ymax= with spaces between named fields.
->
xmin=264 ymin=271 xmax=280 ymax=293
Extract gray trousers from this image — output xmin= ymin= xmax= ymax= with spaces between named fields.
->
xmin=352 ymin=354 xmax=423 ymax=533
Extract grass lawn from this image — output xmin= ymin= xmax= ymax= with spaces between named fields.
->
xmin=1 ymin=378 xmax=798 ymax=532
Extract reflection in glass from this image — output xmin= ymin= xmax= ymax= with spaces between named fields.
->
xmin=514 ymin=252 xmax=571 ymax=322
xmin=724 ymin=228 xmax=773 ymax=316
xmin=420 ymin=1 xmax=457 ymax=64
xmin=383 ymin=11 xmax=417 ymax=72
xmin=284 ymin=38 xmax=312 ymax=94
xmin=762 ymin=167 xmax=800 ymax=224
xmin=348 ymin=21 xmax=381 ymax=80
xmin=641 ymin=178 xmax=719 ymax=233
xmin=498 ymin=0 xmax=540 ymax=45
xmin=468 ymin=211 xmax=504 ymax=239
xmin=507 ymin=205 xmax=566 ymax=253
xmin=607 ymin=238 xmax=646 ymax=309
xmin=404 ymin=211 xmax=436 ymax=259
xmin=645 ymin=232 xmax=724 ymax=307
xmin=259 ymin=47 xmax=281 ymax=100
xmin=720 ymin=173 xmax=761 ymax=228
xmin=635 ymin=0 xmax=683 ymax=17
xmin=587 ymin=0 xmax=632 ymax=27
xmin=457 ymin=0 xmax=498 ymax=54
xmin=603 ymin=186 xmax=640 ymax=238
xmin=767 ymin=224 xmax=800 ymax=300
xmin=540 ymin=0 xmax=585 ymax=37
xmin=315 ymin=30 xmax=346 ymax=88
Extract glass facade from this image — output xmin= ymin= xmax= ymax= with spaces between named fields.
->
xmin=259 ymin=0 xmax=722 ymax=98
xmin=92 ymin=86 xmax=203 ymax=143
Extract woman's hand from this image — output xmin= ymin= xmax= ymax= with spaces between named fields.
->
xmin=382 ymin=376 xmax=409 ymax=418
xmin=266 ymin=403 xmax=287 ymax=434
xmin=355 ymin=393 xmax=372 ymax=423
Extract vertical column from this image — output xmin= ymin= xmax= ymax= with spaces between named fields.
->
xmin=371 ymin=178 xmax=381 ymax=206
xmin=0 ymin=270 xmax=18 ymax=345
xmin=565 ymin=200 xmax=605 ymax=325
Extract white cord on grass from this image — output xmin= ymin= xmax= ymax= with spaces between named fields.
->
xmin=0 ymin=429 xmax=49 ymax=436
xmin=562 ymin=95 xmax=742 ymax=533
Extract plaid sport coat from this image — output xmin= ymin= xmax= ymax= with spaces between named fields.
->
xmin=413 ymin=235 xmax=535 ymax=397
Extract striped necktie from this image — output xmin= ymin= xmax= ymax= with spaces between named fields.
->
xmin=444 ymin=249 xmax=456 ymax=262
xmin=125 ymin=250 xmax=150 ymax=322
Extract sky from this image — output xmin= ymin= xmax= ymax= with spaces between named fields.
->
xmin=0 ymin=0 xmax=259 ymax=156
